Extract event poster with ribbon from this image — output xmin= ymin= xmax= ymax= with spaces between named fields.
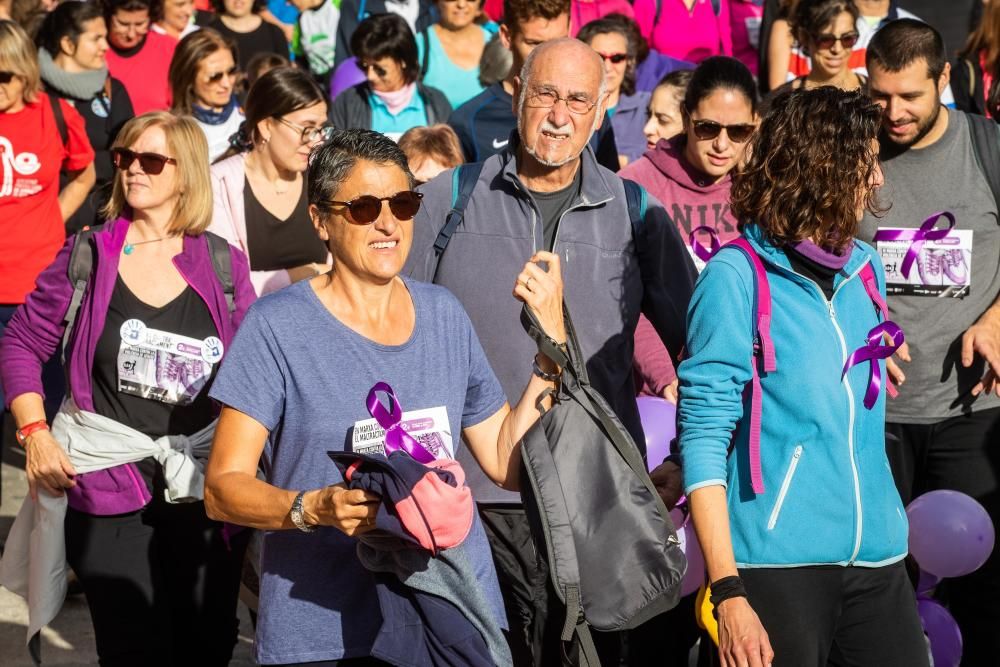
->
xmin=873 ymin=212 xmax=972 ymax=298
xmin=351 ymin=383 xmax=454 ymax=461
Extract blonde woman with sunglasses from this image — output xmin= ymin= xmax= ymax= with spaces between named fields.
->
xmin=1 ymin=111 xmax=257 ymax=666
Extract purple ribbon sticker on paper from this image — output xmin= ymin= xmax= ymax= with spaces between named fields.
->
xmin=842 ymin=321 xmax=905 ymax=410
xmin=365 ymin=382 xmax=435 ymax=464
xmin=689 ymin=226 xmax=722 ymax=263
xmin=872 ymin=212 xmax=956 ymax=280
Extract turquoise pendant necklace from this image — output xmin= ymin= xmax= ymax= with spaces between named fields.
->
xmin=123 ymin=237 xmax=167 ymax=255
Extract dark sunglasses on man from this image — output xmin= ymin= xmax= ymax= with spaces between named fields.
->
xmin=691 ymin=119 xmax=755 ymax=144
xmin=813 ymin=31 xmax=860 ymax=51
xmin=111 ymin=148 xmax=178 ymax=175
xmin=321 ymin=191 xmax=423 ymax=224
xmin=0 ymin=71 xmax=16 ymax=85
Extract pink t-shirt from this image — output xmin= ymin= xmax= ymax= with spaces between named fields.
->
xmin=106 ymin=31 xmax=176 ymax=115
xmin=570 ymin=0 xmax=635 ymax=36
xmin=634 ymin=0 xmax=733 ymax=63
xmin=729 ymin=0 xmax=763 ymax=75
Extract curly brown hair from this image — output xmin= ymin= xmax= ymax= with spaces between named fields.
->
xmin=730 ymin=87 xmax=883 ymax=251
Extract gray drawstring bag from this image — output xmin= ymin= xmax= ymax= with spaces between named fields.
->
xmin=518 ymin=304 xmax=686 ymax=666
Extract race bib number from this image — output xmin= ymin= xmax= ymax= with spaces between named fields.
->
xmin=117 ymin=319 xmax=222 ymax=405
xmin=351 ymin=406 xmax=454 ymax=460
xmin=875 ymin=229 xmax=972 ymax=297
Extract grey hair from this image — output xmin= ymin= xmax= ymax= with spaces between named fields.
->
xmin=308 ymin=129 xmax=415 ymax=209
xmin=516 ymin=42 xmax=608 ymax=109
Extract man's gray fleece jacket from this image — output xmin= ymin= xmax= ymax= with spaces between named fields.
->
xmin=404 ymin=142 xmax=697 ymax=504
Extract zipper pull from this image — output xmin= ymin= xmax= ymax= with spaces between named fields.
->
xmin=792 ymin=445 xmax=802 ymax=458
xmin=828 ymin=301 xmax=836 ymax=318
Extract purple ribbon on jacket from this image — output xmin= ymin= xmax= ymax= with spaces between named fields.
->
xmin=365 ymin=382 xmax=435 ymax=464
xmin=842 ymin=321 xmax=905 ymax=410
xmin=871 ymin=212 xmax=956 ymax=280
xmin=689 ymin=226 xmax=721 ymax=263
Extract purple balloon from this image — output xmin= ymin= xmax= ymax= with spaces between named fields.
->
xmin=907 ymin=490 xmax=995 ymax=578
xmin=670 ymin=508 xmax=704 ymax=597
xmin=917 ymin=569 xmax=941 ymax=595
xmin=329 ymin=58 xmax=366 ymax=100
xmin=636 ymin=396 xmax=676 ymax=473
xmin=918 ymin=598 xmax=962 ymax=667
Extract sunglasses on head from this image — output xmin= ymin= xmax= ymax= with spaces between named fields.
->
xmin=692 ymin=119 xmax=755 ymax=143
xmin=0 ymin=71 xmax=15 ymax=85
xmin=597 ymin=52 xmax=628 ymax=65
xmin=206 ymin=67 xmax=238 ymax=84
xmin=813 ymin=31 xmax=859 ymax=50
xmin=322 ymin=191 xmax=423 ymax=224
xmin=111 ymin=148 xmax=178 ymax=175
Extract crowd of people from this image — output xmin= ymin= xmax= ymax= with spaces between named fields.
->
xmin=0 ymin=0 xmax=999 ymax=666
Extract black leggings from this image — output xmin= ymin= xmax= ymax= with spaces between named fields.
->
xmin=740 ymin=563 xmax=928 ymax=667
xmin=65 ymin=493 xmax=248 ymax=667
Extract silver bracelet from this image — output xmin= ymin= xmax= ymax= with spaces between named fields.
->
xmin=532 ymin=355 xmax=561 ymax=382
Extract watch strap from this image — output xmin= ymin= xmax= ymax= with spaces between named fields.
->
xmin=290 ymin=490 xmax=317 ymax=533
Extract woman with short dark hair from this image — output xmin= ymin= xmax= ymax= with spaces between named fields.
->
xmin=330 ymin=13 xmax=451 ymax=139
xmin=681 ymin=86 xmax=929 ymax=667
xmin=578 ymin=14 xmax=648 ymax=165
xmin=210 ymin=66 xmax=333 ymax=295
xmin=36 ymin=2 xmax=135 ymax=231
xmin=204 ymin=128 xmax=567 ymax=665
xmin=168 ymin=28 xmax=245 ymax=161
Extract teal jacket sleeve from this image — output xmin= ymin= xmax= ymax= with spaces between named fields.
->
xmin=677 ymin=254 xmax=756 ymax=494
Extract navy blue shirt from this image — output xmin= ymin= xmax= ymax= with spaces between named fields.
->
xmin=447 ymin=82 xmax=622 ymax=171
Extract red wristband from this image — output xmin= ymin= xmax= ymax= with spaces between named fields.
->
xmin=15 ymin=420 xmax=49 ymax=447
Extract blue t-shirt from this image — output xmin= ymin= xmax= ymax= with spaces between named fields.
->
xmin=210 ymin=278 xmax=508 ymax=664
xmin=369 ymin=89 xmax=428 ymax=142
xmin=416 ymin=25 xmax=490 ymax=109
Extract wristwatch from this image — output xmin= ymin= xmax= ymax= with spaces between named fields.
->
xmin=289 ymin=491 xmax=317 ymax=533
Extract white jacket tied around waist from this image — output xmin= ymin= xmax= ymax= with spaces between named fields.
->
xmin=0 ymin=399 xmax=216 ymax=643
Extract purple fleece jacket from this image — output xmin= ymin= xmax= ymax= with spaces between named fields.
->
xmin=0 ymin=217 xmax=256 ymax=515
xmin=621 ymin=138 xmax=738 ymax=395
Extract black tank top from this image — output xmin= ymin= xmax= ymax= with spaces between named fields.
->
xmin=244 ymin=176 xmax=327 ymax=272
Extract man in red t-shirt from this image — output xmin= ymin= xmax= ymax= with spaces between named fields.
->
xmin=104 ymin=0 xmax=177 ymax=114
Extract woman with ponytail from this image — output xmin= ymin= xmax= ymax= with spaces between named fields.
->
xmin=209 ymin=66 xmax=333 ymax=295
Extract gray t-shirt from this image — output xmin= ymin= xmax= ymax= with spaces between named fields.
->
xmin=531 ymin=165 xmax=583 ymax=251
xmin=859 ymin=109 xmax=1000 ymax=422
xmin=210 ymin=278 xmax=507 ymax=664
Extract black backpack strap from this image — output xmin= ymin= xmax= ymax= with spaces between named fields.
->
xmin=622 ymin=178 xmax=648 ymax=243
xmin=967 ymin=112 xmax=1000 ymax=210
xmin=562 ymin=585 xmax=601 ymax=667
xmin=711 ymin=0 xmax=720 ymax=15
xmin=48 ymin=93 xmax=68 ymax=148
xmin=433 ymin=161 xmax=484 ymax=258
xmin=204 ymin=231 xmax=235 ymax=314
xmin=420 ymin=28 xmax=431 ymax=78
xmin=61 ymin=226 xmax=100 ymax=367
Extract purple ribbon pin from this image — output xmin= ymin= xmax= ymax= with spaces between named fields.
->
xmin=872 ymin=212 xmax=955 ymax=280
xmin=688 ymin=225 xmax=722 ymax=262
xmin=365 ymin=382 xmax=435 ymax=464
xmin=689 ymin=226 xmax=721 ymax=263
xmin=842 ymin=321 xmax=905 ymax=410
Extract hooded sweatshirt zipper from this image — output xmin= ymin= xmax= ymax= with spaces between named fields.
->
xmin=768 ymin=257 xmax=870 ymax=564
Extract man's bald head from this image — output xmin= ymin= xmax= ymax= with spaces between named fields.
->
xmin=518 ymin=38 xmax=606 ymax=105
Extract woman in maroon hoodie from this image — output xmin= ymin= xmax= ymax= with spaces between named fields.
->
xmin=624 ymin=56 xmax=757 ymax=402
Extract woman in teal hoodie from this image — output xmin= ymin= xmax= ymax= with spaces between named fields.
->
xmin=680 ymin=87 xmax=928 ymax=667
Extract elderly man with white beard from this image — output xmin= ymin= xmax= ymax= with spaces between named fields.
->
xmin=405 ymin=37 xmax=697 ymax=666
